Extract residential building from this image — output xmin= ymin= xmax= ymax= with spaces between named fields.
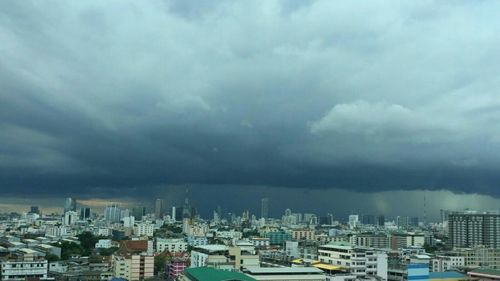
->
xmin=134 ymin=223 xmax=154 ymax=237
xmin=431 ymin=255 xmax=464 ymax=272
xmin=156 ymin=238 xmax=188 ymax=253
xmin=291 ymin=229 xmax=315 ymax=241
xmin=449 ymin=212 xmax=500 ymax=248
xmin=112 ymin=254 xmax=153 ymax=281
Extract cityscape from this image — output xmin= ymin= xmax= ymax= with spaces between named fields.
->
xmin=2 ymin=1 xmax=500 ymax=281
xmin=0 ymin=196 xmax=498 ymax=281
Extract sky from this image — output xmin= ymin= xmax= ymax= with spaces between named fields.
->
xmin=1 ymin=1 xmax=500 ymax=218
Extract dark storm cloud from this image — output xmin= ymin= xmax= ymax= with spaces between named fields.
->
xmin=2 ymin=0 xmax=500 ymax=197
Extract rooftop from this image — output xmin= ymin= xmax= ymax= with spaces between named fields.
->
xmin=243 ymin=266 xmax=323 ymax=274
xmin=429 ymin=271 xmax=466 ymax=279
xmin=468 ymin=268 xmax=500 ymax=277
xmin=184 ymin=267 xmax=256 ymax=281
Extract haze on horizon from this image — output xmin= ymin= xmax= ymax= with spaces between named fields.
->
xmin=2 ymin=1 xmax=500 ymax=216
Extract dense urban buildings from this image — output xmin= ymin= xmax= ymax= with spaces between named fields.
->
xmin=0 ymin=196 xmax=497 ymax=281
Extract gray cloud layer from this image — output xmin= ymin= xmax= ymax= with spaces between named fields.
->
xmin=2 ymin=1 xmax=500 ymax=197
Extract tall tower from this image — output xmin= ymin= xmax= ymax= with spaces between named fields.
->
xmin=423 ymin=194 xmax=427 ymax=225
xmin=260 ymin=197 xmax=269 ymax=219
xmin=155 ymin=198 xmax=164 ymax=218
xmin=64 ymin=197 xmax=76 ymax=213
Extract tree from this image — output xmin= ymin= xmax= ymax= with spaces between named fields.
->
xmin=77 ymin=231 xmax=99 ymax=256
xmin=54 ymin=241 xmax=84 ymax=260
xmin=46 ymin=254 xmax=60 ymax=262
xmin=154 ymin=255 xmax=167 ymax=275
xmin=98 ymin=247 xmax=119 ymax=256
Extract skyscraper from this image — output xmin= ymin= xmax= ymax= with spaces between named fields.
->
xmin=261 ymin=197 xmax=269 ymax=219
xmin=133 ymin=206 xmax=147 ymax=220
xmin=80 ymin=207 xmax=91 ymax=220
xmin=378 ymin=215 xmax=385 ymax=227
xmin=64 ymin=197 xmax=77 ymax=213
xmin=104 ymin=203 xmax=121 ymax=222
xmin=155 ymin=198 xmax=164 ymax=218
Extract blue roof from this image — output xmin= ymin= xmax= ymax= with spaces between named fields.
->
xmin=429 ymin=271 xmax=466 ymax=279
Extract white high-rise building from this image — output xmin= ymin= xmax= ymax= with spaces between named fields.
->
xmin=348 ymin=214 xmax=360 ymax=229
xmin=104 ymin=203 xmax=122 ymax=222
xmin=63 ymin=211 xmax=78 ymax=225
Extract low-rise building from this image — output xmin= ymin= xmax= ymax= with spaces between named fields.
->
xmin=318 ymin=242 xmax=387 ymax=280
xmin=0 ymin=249 xmax=49 ymax=281
xmin=156 ymin=238 xmax=188 ymax=253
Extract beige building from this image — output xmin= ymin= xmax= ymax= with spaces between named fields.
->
xmin=291 ymin=229 xmax=315 ymax=241
xmin=113 ymin=254 xmax=154 ymax=281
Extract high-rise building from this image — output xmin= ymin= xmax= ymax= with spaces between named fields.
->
xmin=64 ymin=197 xmax=77 ymax=213
xmin=260 ymin=197 xmax=269 ymax=219
xmin=410 ymin=217 xmax=419 ymax=227
xmin=64 ymin=211 xmax=78 ymax=225
xmin=29 ymin=206 xmax=40 ymax=214
xmin=80 ymin=207 xmax=91 ymax=220
xmin=449 ymin=212 xmax=500 ymax=248
xmin=155 ymin=198 xmax=164 ymax=218
xmin=104 ymin=203 xmax=122 ymax=222
xmin=378 ymin=215 xmax=385 ymax=227
xmin=348 ymin=214 xmax=359 ymax=229
xmin=132 ymin=206 xmax=147 ymax=220
xmin=361 ymin=214 xmax=376 ymax=225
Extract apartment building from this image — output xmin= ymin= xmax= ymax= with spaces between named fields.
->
xmin=155 ymin=238 xmax=188 ymax=253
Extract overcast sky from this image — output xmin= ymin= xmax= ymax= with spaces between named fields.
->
xmin=1 ymin=1 xmax=500 ymax=216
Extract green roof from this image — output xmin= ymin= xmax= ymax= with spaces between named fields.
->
xmin=469 ymin=268 xmax=500 ymax=277
xmin=184 ymin=267 xmax=257 ymax=281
